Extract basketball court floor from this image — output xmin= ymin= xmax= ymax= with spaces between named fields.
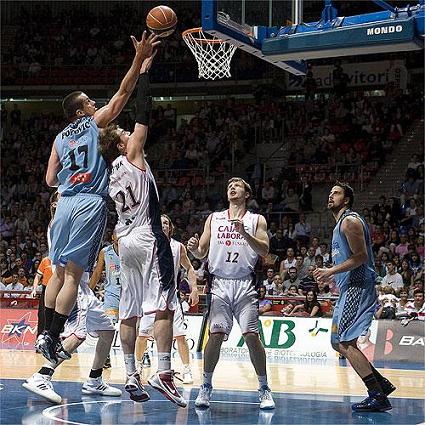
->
xmin=1 ymin=349 xmax=424 ymax=425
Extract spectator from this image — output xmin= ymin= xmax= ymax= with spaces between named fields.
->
xmin=409 ymin=252 xmax=422 ymax=275
xmin=315 ymin=254 xmax=324 ymax=269
xmin=258 ymin=285 xmax=272 ymax=315
xmin=4 ymin=273 xmax=24 ymax=298
xmin=316 ymin=281 xmax=332 ymax=299
xmin=0 ymin=259 xmax=12 ymax=285
xmin=298 ymin=265 xmax=317 ymax=295
xmin=304 ymin=246 xmax=317 ymax=268
xmin=262 ymin=268 xmax=275 ymax=293
xmin=395 ymin=288 xmax=410 ymax=317
xmin=17 ymin=267 xmax=28 ymax=287
xmin=375 ymin=257 xmax=387 ymax=283
xmin=283 ymin=267 xmax=301 ymax=292
xmin=269 ymin=230 xmax=287 ymax=260
xmin=286 ymin=290 xmax=322 ymax=317
xmin=285 ymin=284 xmax=299 ymax=297
xmin=381 ymin=261 xmax=404 ymax=291
xmin=269 ymin=275 xmax=285 ymax=296
xmin=295 ymin=254 xmax=308 ymax=280
xmin=279 ymin=247 xmax=296 ymax=278
xmin=376 ymin=286 xmax=397 ymax=319
xmin=294 ymin=214 xmax=311 ymax=246
xmin=400 ymin=259 xmax=414 ymax=287
xmin=405 ymin=289 xmax=425 ymax=320
xmin=319 ymin=242 xmax=330 ymax=264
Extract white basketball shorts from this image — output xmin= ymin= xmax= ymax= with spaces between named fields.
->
xmin=118 ymin=226 xmax=177 ymax=320
xmin=62 ymin=277 xmax=115 ymax=340
xmin=209 ymin=274 xmax=259 ymax=339
xmin=138 ymin=298 xmax=186 ymax=338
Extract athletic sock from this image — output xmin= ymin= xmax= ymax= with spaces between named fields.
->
xmin=183 ymin=363 xmax=191 ymax=372
xmin=258 ymin=375 xmax=268 ymax=388
xmin=203 ymin=371 xmax=213 ymax=387
xmin=157 ymin=352 xmax=171 ymax=371
xmin=370 ymin=365 xmax=385 ymax=382
xmin=362 ymin=373 xmax=384 ymax=394
xmin=124 ymin=354 xmax=136 ymax=376
xmin=49 ymin=312 xmax=68 ymax=339
xmin=89 ymin=368 xmax=103 ymax=379
xmin=38 ymin=366 xmax=54 ymax=377
xmin=44 ymin=307 xmax=55 ymax=331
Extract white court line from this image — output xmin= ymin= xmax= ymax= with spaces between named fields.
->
xmin=43 ymin=399 xmax=260 ymax=424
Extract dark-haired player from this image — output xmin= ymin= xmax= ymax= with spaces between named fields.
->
xmin=37 ymin=33 xmax=160 ymax=364
xmin=314 ymin=182 xmax=395 ymax=412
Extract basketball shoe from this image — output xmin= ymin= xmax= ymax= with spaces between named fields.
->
xmin=148 ymin=370 xmax=187 ymax=407
xmin=258 ymin=385 xmax=275 ymax=410
xmin=22 ymin=372 xmax=62 ymax=404
xmin=351 ymin=391 xmax=392 ymax=412
xmin=182 ymin=366 xmax=193 ymax=384
xmin=35 ymin=332 xmax=59 ymax=364
xmin=195 ymin=383 xmax=213 ymax=408
xmin=82 ymin=377 xmax=122 ymax=397
xmin=124 ymin=372 xmax=150 ymax=402
xmin=379 ymin=378 xmax=396 ymax=396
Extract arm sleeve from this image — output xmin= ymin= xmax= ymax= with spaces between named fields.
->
xmin=135 ymin=73 xmax=151 ymax=126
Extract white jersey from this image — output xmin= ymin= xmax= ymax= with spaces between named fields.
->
xmin=208 ymin=209 xmax=259 ymax=279
xmin=109 ymin=156 xmax=161 ymax=238
xmin=170 ymin=238 xmax=181 ymax=286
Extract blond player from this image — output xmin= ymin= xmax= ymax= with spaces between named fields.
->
xmin=99 ymin=53 xmax=186 ymax=407
xmin=135 ymin=214 xmax=199 ymax=384
xmin=187 ymin=177 xmax=275 ymax=410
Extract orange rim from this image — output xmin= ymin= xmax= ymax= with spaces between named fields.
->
xmin=182 ymin=27 xmax=224 ymax=44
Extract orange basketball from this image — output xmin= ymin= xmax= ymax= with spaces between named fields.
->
xmin=146 ymin=5 xmax=177 ymax=38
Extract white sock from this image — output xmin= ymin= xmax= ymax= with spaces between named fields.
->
xmin=183 ymin=363 xmax=191 ymax=372
xmin=124 ymin=354 xmax=136 ymax=376
xmin=258 ymin=375 xmax=268 ymax=388
xmin=157 ymin=352 xmax=171 ymax=371
xmin=203 ymin=372 xmax=213 ymax=386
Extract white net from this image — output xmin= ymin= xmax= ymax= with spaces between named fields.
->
xmin=182 ymin=28 xmax=237 ymax=80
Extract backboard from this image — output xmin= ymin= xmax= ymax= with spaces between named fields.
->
xmin=202 ymin=0 xmax=424 ymax=76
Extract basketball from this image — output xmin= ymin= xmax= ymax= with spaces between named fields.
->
xmin=146 ymin=5 xmax=177 ymax=38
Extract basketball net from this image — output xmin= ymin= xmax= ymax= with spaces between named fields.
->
xmin=182 ymin=28 xmax=237 ymax=80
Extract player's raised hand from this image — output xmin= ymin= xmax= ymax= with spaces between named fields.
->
xmin=131 ymin=32 xmax=161 ymax=59
xmin=187 ymin=233 xmax=199 ymax=253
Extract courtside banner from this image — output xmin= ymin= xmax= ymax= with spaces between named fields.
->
xmin=78 ymin=315 xmax=204 ymax=355
xmin=0 ymin=308 xmax=38 ymax=350
xmin=373 ymin=320 xmax=425 ymax=363
xmin=220 ymin=317 xmax=338 ymax=360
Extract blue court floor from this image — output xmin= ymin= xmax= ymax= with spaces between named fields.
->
xmin=1 ymin=378 xmax=424 ymax=425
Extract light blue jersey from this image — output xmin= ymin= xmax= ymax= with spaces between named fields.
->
xmin=102 ymin=244 xmax=120 ymax=319
xmin=331 ymin=210 xmax=376 ymax=290
xmin=54 ymin=116 xmax=108 ymax=197
xmin=330 ymin=209 xmax=377 ymax=345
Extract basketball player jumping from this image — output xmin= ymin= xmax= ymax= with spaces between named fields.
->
xmin=98 ymin=53 xmax=186 ymax=407
xmin=314 ymin=182 xmax=396 ymax=412
xmin=187 ymin=177 xmax=275 ymax=410
xmin=23 ymin=193 xmax=121 ymax=404
xmin=135 ymin=214 xmax=199 ymax=384
xmin=38 ymin=32 xmax=160 ymax=364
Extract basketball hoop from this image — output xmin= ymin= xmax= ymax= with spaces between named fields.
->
xmin=182 ymin=27 xmax=237 ymax=80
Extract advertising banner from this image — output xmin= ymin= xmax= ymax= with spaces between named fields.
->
xmin=221 ymin=317 xmax=338 ymax=360
xmin=373 ymin=320 xmax=425 ymax=363
xmin=79 ymin=315 xmax=204 ymax=356
xmin=286 ymin=60 xmax=407 ymax=91
xmin=0 ymin=308 xmax=38 ymax=350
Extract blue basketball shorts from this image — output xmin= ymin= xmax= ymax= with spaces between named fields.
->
xmin=49 ymin=194 xmax=107 ymax=272
xmin=331 ymin=280 xmax=377 ymax=346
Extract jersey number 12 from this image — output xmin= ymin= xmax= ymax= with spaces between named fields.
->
xmin=225 ymin=252 xmax=239 ymax=263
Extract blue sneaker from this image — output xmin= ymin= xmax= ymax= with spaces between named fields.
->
xmin=379 ymin=378 xmax=396 ymax=396
xmin=352 ymin=391 xmax=392 ymax=412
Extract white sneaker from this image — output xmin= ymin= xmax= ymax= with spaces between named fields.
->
xmin=195 ymin=384 xmax=213 ymax=408
xmin=82 ymin=377 xmax=122 ymax=397
xmin=22 ymin=373 xmax=62 ymax=404
xmin=148 ymin=370 xmax=187 ymax=407
xmin=258 ymin=385 xmax=275 ymax=410
xmin=182 ymin=368 xmax=193 ymax=384
xmin=125 ymin=372 xmax=150 ymax=402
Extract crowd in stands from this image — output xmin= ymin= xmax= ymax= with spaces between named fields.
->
xmin=1 ymin=89 xmax=423 ymax=322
